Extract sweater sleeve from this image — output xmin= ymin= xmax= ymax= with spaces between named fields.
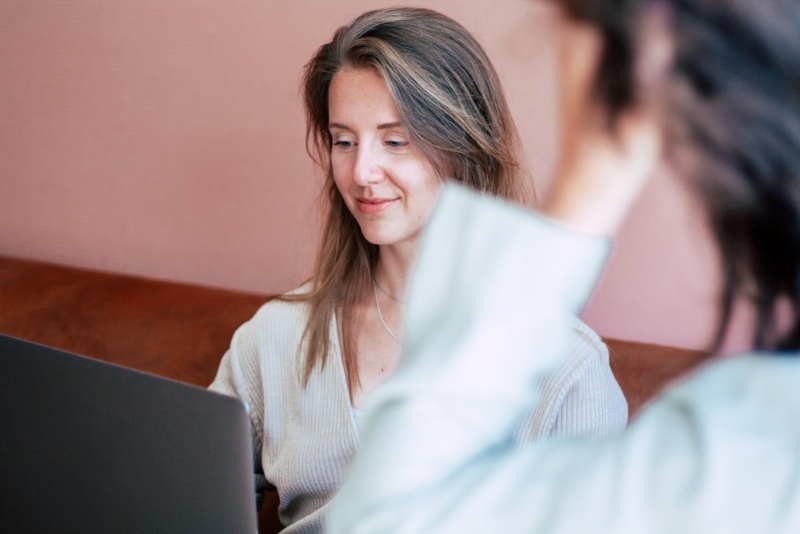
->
xmin=550 ymin=321 xmax=628 ymax=437
xmin=511 ymin=320 xmax=628 ymax=443
xmin=209 ymin=318 xmax=265 ymax=471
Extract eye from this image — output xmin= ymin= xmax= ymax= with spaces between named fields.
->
xmin=333 ymin=140 xmax=355 ymax=149
xmin=385 ymin=139 xmax=408 ymax=149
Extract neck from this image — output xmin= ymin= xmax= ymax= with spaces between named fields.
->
xmin=373 ymin=238 xmax=419 ymax=303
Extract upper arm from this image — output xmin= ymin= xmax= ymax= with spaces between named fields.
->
xmin=209 ymin=316 xmax=266 ymax=466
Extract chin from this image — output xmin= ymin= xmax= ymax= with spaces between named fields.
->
xmin=359 ymin=227 xmax=400 ymax=247
xmin=362 ymin=234 xmax=394 ymax=247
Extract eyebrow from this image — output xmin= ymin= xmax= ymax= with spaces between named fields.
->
xmin=328 ymin=121 xmax=404 ymax=131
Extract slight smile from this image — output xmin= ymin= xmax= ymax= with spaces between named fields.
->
xmin=357 ymin=198 xmax=398 ymax=214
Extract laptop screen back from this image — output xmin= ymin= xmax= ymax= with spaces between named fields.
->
xmin=0 ymin=334 xmax=257 ymax=534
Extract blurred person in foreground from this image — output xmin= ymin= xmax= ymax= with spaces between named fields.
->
xmin=329 ymin=0 xmax=800 ymax=531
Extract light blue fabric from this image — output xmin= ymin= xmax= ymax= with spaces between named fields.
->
xmin=329 ymin=184 xmax=800 ymax=533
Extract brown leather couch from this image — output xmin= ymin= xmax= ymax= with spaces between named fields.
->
xmin=0 ymin=256 xmax=710 ymax=533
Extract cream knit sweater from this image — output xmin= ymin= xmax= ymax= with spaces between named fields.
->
xmin=209 ymin=286 xmax=627 ymax=533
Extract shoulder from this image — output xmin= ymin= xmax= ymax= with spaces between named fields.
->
xmin=558 ymin=318 xmax=627 ymax=402
xmin=519 ymin=317 xmax=627 ymax=439
xmin=665 ymin=353 xmax=800 ymax=409
xmin=228 ymin=282 xmax=318 ymax=362
xmin=527 ymin=317 xmax=610 ymax=404
xmin=532 ymin=317 xmax=612 ymax=396
xmin=283 ymin=280 xmax=314 ymax=297
xmin=560 ymin=317 xmax=609 ymax=372
xmin=550 ymin=318 xmax=621 ymax=407
xmin=512 ymin=317 xmax=624 ymax=441
xmin=247 ymin=282 xmax=314 ymax=330
xmin=630 ymin=354 xmax=800 ymax=493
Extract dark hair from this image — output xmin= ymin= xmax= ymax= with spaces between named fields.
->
xmin=295 ymin=7 xmax=529 ymax=396
xmin=558 ymin=0 xmax=800 ymax=351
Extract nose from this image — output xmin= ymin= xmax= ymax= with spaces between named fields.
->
xmin=352 ymin=141 xmax=384 ymax=186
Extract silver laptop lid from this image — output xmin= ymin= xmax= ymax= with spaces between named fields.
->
xmin=0 ymin=334 xmax=257 ymax=534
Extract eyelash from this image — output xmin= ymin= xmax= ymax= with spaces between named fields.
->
xmin=331 ymin=139 xmax=409 ymax=149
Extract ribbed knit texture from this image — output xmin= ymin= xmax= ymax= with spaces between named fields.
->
xmin=210 ymin=285 xmax=627 ymax=533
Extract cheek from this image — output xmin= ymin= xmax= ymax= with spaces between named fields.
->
xmin=330 ymin=153 xmax=352 ymax=193
xmin=402 ymin=162 xmax=442 ymax=216
xmin=420 ymin=179 xmax=443 ymax=219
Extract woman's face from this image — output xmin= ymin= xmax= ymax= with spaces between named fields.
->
xmin=328 ymin=67 xmax=441 ymax=250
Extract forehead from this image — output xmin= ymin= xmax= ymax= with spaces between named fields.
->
xmin=328 ymin=67 xmax=401 ymax=126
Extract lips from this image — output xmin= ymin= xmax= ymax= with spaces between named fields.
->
xmin=356 ymin=197 xmax=397 ymax=214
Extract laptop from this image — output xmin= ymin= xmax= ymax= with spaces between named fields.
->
xmin=0 ymin=333 xmax=258 ymax=534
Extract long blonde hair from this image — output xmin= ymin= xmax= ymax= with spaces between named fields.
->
xmin=291 ymin=7 xmax=531 ymax=397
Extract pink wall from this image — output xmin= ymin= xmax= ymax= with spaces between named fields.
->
xmin=0 ymin=1 xmax=748 ymax=351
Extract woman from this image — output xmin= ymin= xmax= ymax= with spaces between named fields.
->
xmin=330 ymin=0 xmax=800 ymax=532
xmin=210 ymin=7 xmax=627 ymax=533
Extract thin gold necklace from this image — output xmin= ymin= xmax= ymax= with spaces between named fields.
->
xmin=372 ymin=279 xmax=403 ymax=346
xmin=373 ymin=277 xmax=407 ymax=304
